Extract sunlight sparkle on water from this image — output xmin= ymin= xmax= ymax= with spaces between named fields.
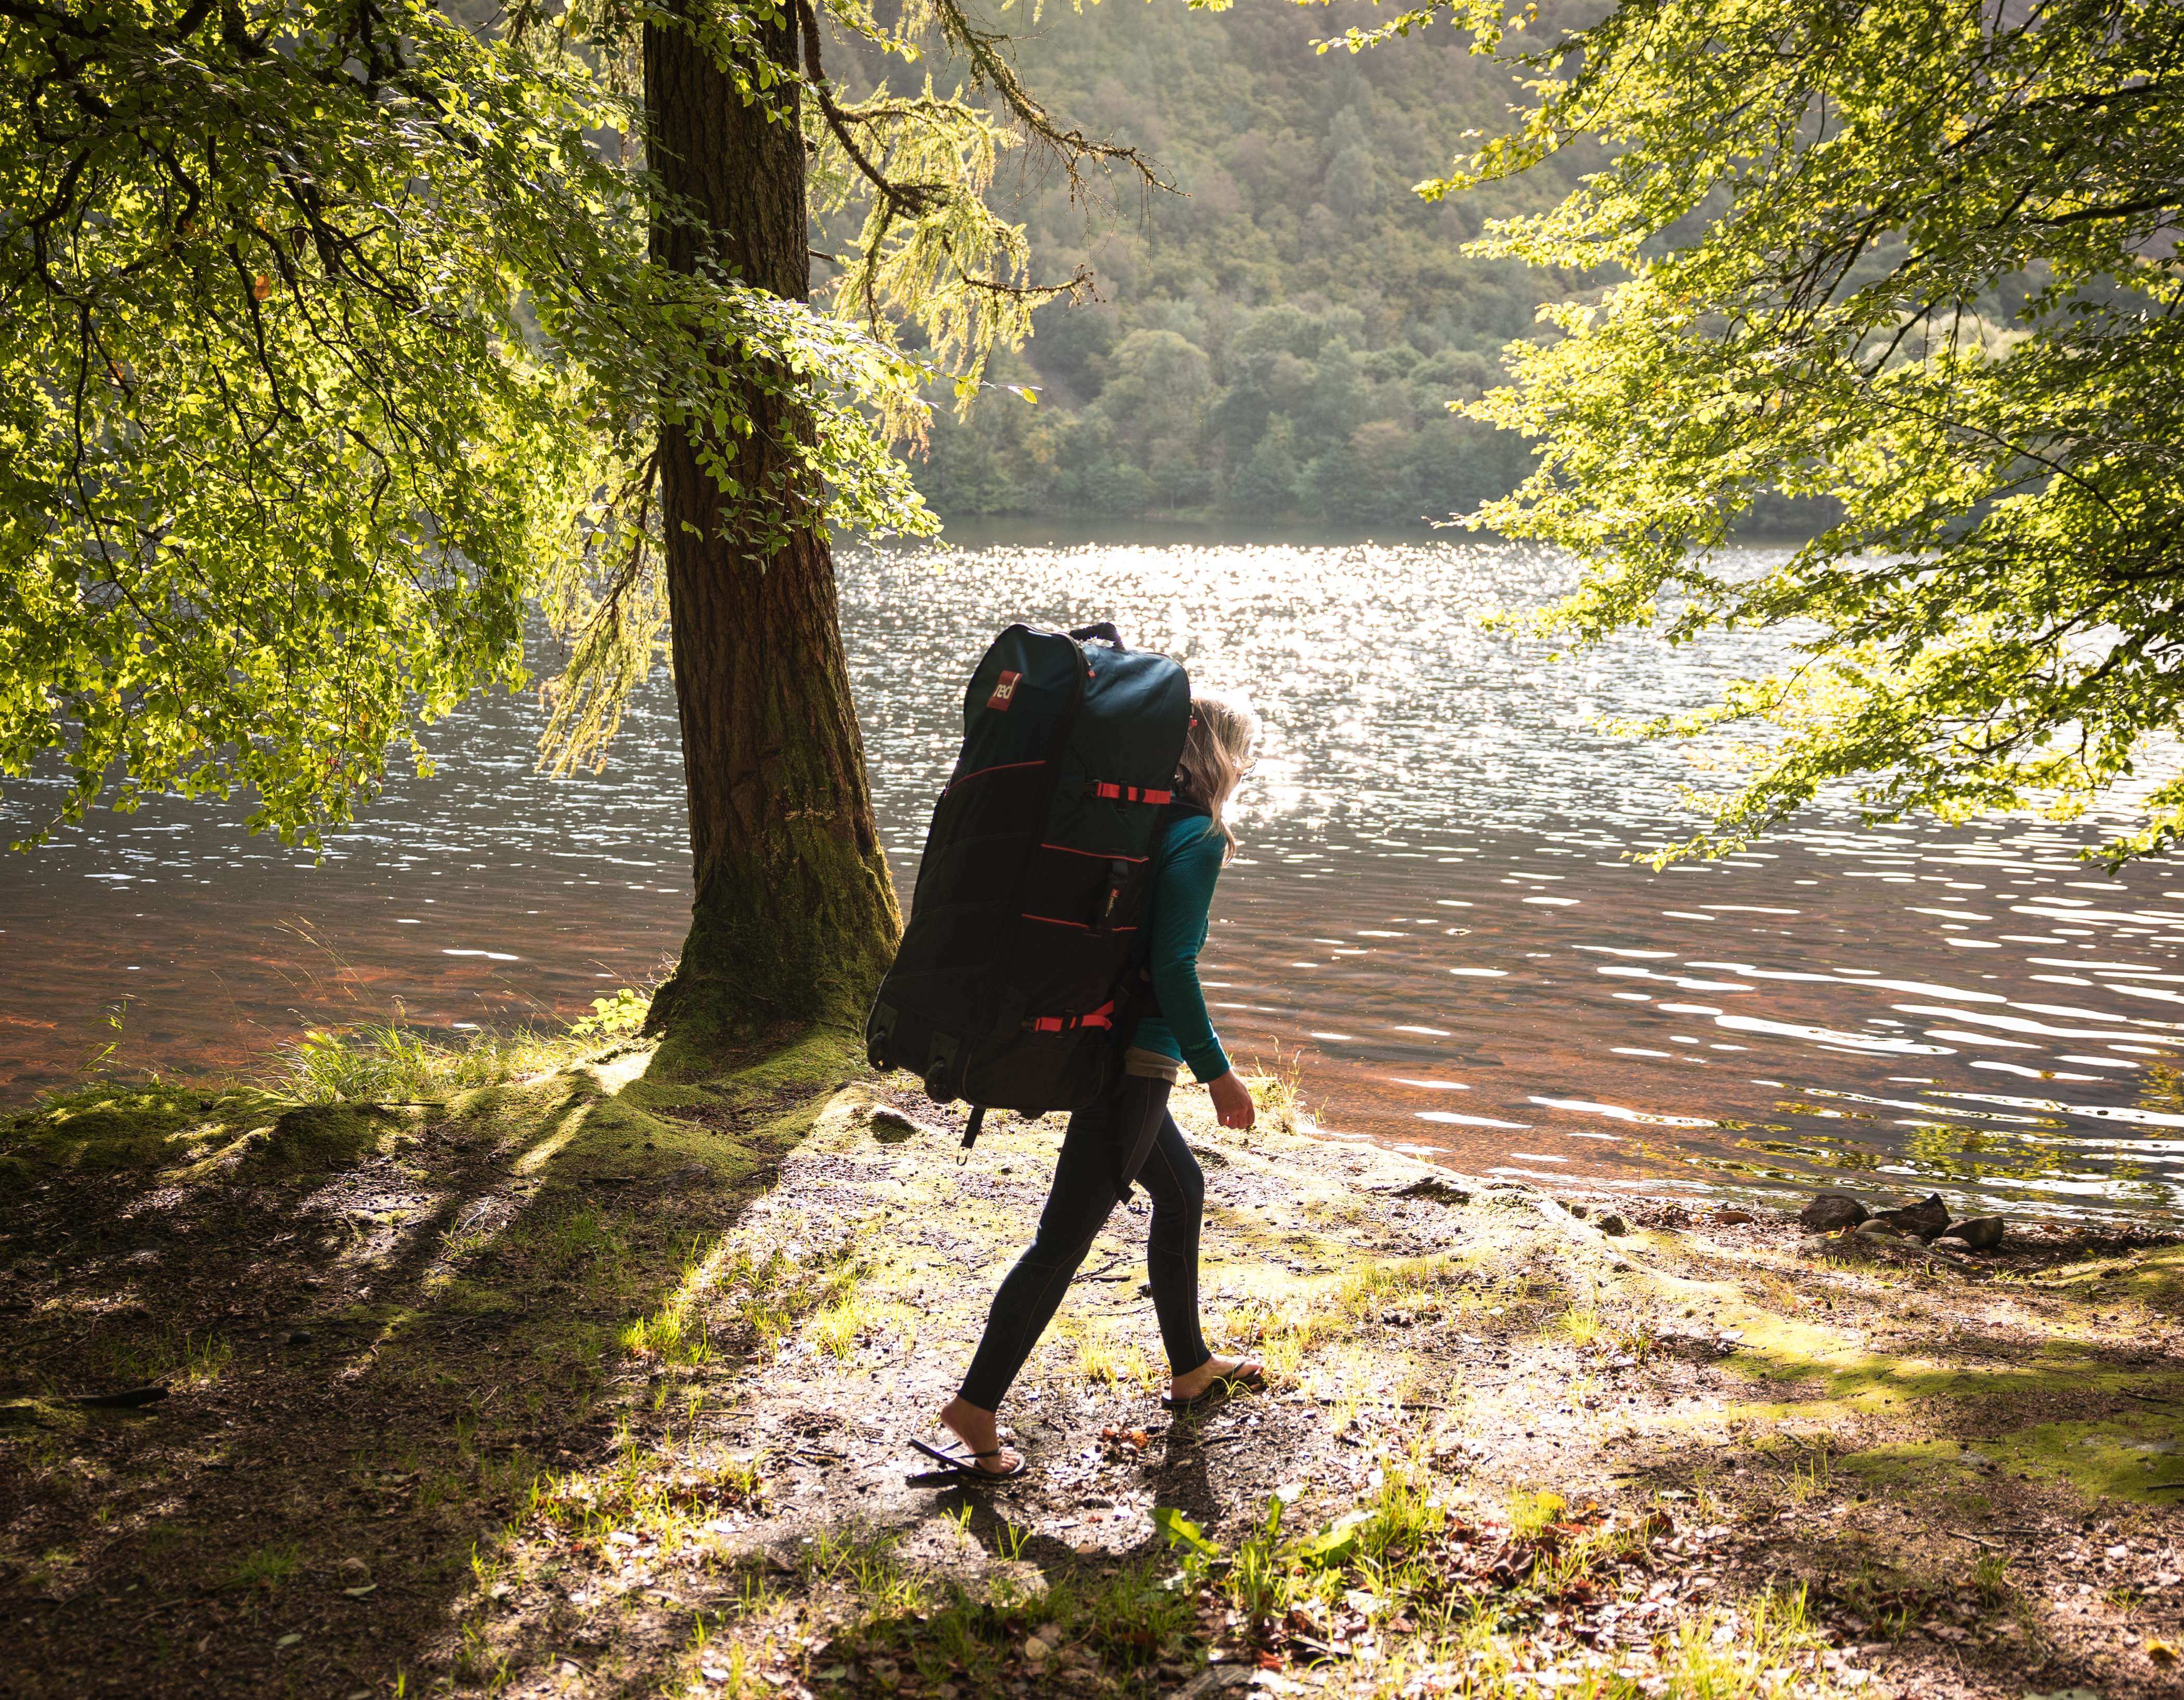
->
xmin=10 ymin=533 xmax=2184 ymax=1220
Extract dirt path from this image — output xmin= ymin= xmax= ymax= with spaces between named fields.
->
xmin=6 ymin=1035 xmax=2184 ymax=1698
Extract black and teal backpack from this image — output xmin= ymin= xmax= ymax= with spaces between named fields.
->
xmin=865 ymin=622 xmax=1191 ymax=1146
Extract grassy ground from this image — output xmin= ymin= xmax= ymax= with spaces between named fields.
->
xmin=5 ymin=1011 xmax=2184 ymax=1699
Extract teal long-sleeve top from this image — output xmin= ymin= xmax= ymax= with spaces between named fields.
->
xmin=1127 ymin=813 xmax=1233 ymax=1084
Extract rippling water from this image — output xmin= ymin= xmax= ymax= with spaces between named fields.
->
xmin=7 ymin=532 xmax=2184 ymax=1221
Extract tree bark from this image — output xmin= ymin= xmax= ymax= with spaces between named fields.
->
xmin=642 ymin=4 xmax=901 ymax=1043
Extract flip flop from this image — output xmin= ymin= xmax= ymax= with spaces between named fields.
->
xmin=1162 ymin=1359 xmax=1268 ymax=1411
xmin=906 ymin=1436 xmax=1030 ymax=1483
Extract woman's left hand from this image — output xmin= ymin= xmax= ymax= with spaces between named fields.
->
xmin=1209 ymin=1070 xmax=1256 ymax=1130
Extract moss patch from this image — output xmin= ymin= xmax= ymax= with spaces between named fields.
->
xmin=0 ymin=1082 xmax=278 ymax=1176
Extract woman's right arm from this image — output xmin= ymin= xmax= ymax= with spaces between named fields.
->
xmin=1146 ymin=822 xmax=1231 ymax=1084
xmin=1147 ymin=822 xmax=1254 ymax=1127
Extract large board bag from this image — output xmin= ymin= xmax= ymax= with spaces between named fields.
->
xmin=865 ymin=622 xmax=1191 ymax=1139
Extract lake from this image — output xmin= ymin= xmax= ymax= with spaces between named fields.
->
xmin=8 ymin=531 xmax=2184 ymax=1222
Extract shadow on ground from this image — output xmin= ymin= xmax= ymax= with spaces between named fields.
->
xmin=0 ymin=1029 xmax=857 ymax=1698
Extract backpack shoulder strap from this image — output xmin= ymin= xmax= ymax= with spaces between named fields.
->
xmin=1164 ymin=789 xmax=1212 ymax=828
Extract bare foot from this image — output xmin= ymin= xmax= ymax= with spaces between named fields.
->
xmin=1169 ymin=1355 xmax=1261 ymax=1404
xmin=938 ymin=1396 xmax=1020 ymax=1475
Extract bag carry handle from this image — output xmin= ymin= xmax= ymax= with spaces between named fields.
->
xmin=1069 ymin=622 xmax=1126 ymax=650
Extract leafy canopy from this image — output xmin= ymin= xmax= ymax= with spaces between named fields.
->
xmin=2 ymin=0 xmax=1125 ymax=842
xmin=1388 ymin=0 xmax=2184 ymax=862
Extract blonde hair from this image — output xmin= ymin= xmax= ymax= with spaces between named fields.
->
xmin=1176 ymin=688 xmax=1260 ymax=862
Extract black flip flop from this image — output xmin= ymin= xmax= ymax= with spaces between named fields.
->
xmin=906 ymin=1436 xmax=1030 ymax=1483
xmin=1162 ymin=1359 xmax=1268 ymax=1411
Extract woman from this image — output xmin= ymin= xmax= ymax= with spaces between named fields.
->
xmin=935 ymin=689 xmax=1267 ymax=1479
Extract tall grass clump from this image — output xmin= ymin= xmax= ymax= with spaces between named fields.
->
xmin=274 ymin=989 xmax=649 ymax=1104
xmin=1240 ymin=1048 xmax=1311 ymax=1136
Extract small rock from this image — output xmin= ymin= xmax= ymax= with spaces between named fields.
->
xmin=1563 ymin=1200 xmax=1591 ymax=1219
xmin=1596 ymin=1213 xmax=1629 ymax=1237
xmin=1948 ymin=1215 xmax=2005 ymax=1251
xmin=867 ymin=1107 xmax=922 ymax=1144
xmin=1393 ymin=1176 xmax=1471 ymax=1205
xmin=1800 ymin=1192 xmax=1869 ymax=1232
xmin=1873 ymin=1192 xmax=1949 ymax=1240
xmin=1853 ymin=1222 xmax=1905 ymax=1241
xmin=1932 ymin=1236 xmax=1973 ymax=1253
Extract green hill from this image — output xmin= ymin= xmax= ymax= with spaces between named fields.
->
xmin=875 ymin=1 xmax=1600 ymax=526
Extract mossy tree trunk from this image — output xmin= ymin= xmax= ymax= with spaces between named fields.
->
xmin=642 ymin=5 xmax=901 ymax=1044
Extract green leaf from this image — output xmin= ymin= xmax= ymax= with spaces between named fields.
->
xmin=1151 ymin=1505 xmax=1215 ymax=1556
xmin=1293 ymin=1510 xmax=1371 ymax=1568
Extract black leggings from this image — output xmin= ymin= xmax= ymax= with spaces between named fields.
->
xmin=958 ymin=1074 xmax=1212 ymax=1411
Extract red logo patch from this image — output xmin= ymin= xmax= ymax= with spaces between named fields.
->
xmin=987 ymin=669 xmax=1022 ymax=711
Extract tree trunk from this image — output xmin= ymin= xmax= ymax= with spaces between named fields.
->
xmin=642 ymin=4 xmax=901 ymax=1044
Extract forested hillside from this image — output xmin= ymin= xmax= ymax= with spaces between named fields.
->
xmin=878 ymin=2 xmax=1600 ymax=526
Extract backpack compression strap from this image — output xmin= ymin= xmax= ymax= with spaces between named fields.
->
xmin=959 ymin=999 xmax=1115 ymax=1158
xmin=1025 ymin=1000 xmax=1114 ymax=1033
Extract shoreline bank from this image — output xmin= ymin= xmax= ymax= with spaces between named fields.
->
xmin=5 ymin=1024 xmax=2184 ymax=1696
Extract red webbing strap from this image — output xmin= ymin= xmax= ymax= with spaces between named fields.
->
xmin=1026 ymin=1000 xmax=1116 ymax=1035
xmin=1089 ymin=781 xmax=1174 ymax=805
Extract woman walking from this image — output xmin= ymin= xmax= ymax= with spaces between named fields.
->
xmin=934 ymin=690 xmax=1267 ymax=1479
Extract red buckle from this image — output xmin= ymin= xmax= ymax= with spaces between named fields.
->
xmin=1089 ymin=782 xmax=1173 ymax=805
xmin=1027 ymin=1000 xmax=1115 ymax=1034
